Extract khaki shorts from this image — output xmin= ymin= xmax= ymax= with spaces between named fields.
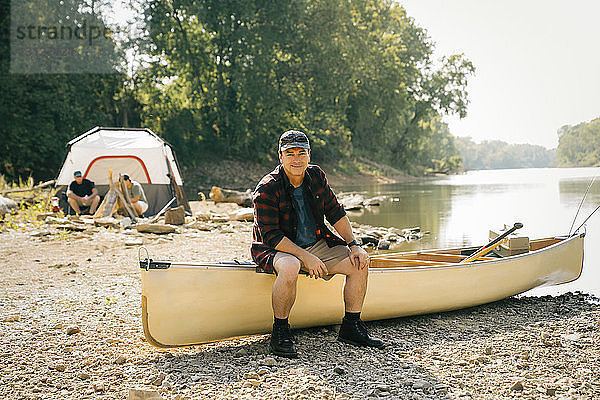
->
xmin=72 ymin=196 xmax=97 ymax=206
xmin=273 ymin=239 xmax=350 ymax=272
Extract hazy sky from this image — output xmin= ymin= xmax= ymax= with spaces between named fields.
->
xmin=400 ymin=0 xmax=600 ymax=149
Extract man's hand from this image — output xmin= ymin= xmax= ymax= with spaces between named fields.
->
xmin=301 ymin=253 xmax=329 ymax=279
xmin=332 ymin=216 xmax=370 ymax=269
xmin=349 ymin=245 xmax=369 ymax=269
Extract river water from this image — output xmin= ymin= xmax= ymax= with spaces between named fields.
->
xmin=338 ymin=167 xmax=600 ymax=297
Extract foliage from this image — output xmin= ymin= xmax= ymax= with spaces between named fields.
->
xmin=0 ymin=0 xmax=131 ymax=182
xmin=455 ymin=137 xmax=556 ymax=170
xmin=137 ymin=0 xmax=473 ymax=169
xmin=0 ymin=173 xmax=60 ymax=228
xmin=1 ymin=0 xmax=474 ymax=183
xmin=412 ymin=118 xmax=463 ymax=175
xmin=1 ymin=201 xmax=52 ymax=231
xmin=556 ymin=118 xmax=600 ymax=167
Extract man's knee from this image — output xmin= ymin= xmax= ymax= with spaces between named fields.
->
xmin=275 ymin=257 xmax=301 ymax=282
xmin=332 ymin=257 xmax=369 ymax=277
xmin=352 ymin=259 xmax=370 ymax=277
xmin=358 ymin=265 xmax=369 ymax=279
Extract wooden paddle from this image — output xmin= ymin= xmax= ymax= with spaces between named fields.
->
xmin=459 ymin=222 xmax=523 ymax=263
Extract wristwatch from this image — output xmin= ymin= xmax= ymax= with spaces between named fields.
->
xmin=347 ymin=239 xmax=360 ymax=248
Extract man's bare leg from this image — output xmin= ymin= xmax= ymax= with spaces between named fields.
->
xmin=132 ymin=202 xmax=143 ymax=216
xmin=272 ymin=256 xmax=301 ymax=318
xmin=67 ymin=196 xmax=81 ymax=214
xmin=89 ymin=195 xmax=100 ymax=214
xmin=328 ymin=256 xmax=384 ymax=349
xmin=270 ymin=255 xmax=301 ymax=358
xmin=327 ymin=257 xmax=368 ymax=312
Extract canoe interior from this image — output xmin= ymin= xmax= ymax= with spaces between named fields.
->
xmin=369 ymin=237 xmax=565 ymax=268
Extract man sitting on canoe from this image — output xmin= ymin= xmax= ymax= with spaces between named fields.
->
xmin=252 ymin=130 xmax=384 ymax=358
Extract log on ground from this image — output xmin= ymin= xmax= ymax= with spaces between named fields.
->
xmin=209 ymin=187 xmax=252 ymax=207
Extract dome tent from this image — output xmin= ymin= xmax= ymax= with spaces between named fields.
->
xmin=56 ymin=126 xmax=188 ymax=216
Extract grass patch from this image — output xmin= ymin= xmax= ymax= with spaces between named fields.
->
xmin=1 ymin=174 xmax=60 ymax=230
xmin=2 ymin=202 xmax=52 ymax=231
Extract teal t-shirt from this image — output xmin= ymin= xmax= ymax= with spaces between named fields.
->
xmin=292 ymin=184 xmax=317 ymax=248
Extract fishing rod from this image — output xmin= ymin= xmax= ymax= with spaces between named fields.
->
xmin=568 ymin=176 xmax=596 ymax=236
xmin=572 ymin=203 xmax=600 ymax=235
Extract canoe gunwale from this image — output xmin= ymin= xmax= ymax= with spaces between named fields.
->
xmin=142 ymin=233 xmax=584 ymax=273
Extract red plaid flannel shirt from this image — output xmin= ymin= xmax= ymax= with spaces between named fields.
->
xmin=251 ymin=164 xmax=347 ymax=273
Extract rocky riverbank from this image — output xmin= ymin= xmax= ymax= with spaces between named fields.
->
xmin=184 ymin=156 xmax=413 ymax=195
xmin=1 ymin=202 xmax=599 ymax=400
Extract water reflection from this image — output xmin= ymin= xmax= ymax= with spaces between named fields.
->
xmin=559 ymin=179 xmax=600 ymax=208
xmin=337 ymin=167 xmax=600 ymax=296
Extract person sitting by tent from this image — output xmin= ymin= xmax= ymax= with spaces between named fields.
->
xmin=67 ymin=170 xmax=100 ymax=215
xmin=124 ymin=174 xmax=148 ymax=216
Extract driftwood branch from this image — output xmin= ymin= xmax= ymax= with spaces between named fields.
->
xmin=209 ymin=186 xmax=252 ymax=207
xmin=148 ymin=197 xmax=177 ymax=224
xmin=0 ymin=180 xmax=56 ymax=195
xmin=94 ymin=170 xmax=118 ymax=218
xmin=117 ymin=175 xmax=138 ymax=221
xmin=93 ymin=170 xmax=139 ymax=221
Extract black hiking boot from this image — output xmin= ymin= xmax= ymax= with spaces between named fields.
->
xmin=338 ymin=318 xmax=385 ymax=349
xmin=270 ymin=323 xmax=298 ymax=358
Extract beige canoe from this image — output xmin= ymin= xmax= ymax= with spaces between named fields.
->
xmin=140 ymin=233 xmax=585 ymax=347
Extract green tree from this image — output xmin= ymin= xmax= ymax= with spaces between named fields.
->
xmin=455 ymin=137 xmax=556 ymax=170
xmin=137 ymin=0 xmax=473 ymax=170
xmin=415 ymin=118 xmax=463 ymax=174
xmin=556 ymin=118 xmax=600 ymax=167
xmin=0 ymin=0 xmax=130 ymax=182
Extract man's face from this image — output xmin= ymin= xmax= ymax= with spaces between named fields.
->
xmin=125 ymin=179 xmax=132 ymax=188
xmin=279 ymin=147 xmax=310 ymax=178
xmin=74 ymin=176 xmax=83 ymax=184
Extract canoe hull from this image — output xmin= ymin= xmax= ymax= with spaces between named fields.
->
xmin=141 ymin=233 xmax=584 ymax=347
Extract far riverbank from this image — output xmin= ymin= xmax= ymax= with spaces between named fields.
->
xmin=183 ymin=156 xmax=416 ymax=197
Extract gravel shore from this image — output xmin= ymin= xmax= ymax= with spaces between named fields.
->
xmin=1 ymin=212 xmax=599 ymax=399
